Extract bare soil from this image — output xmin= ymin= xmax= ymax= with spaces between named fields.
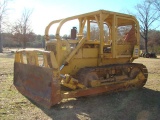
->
xmin=0 ymin=50 xmax=160 ymax=120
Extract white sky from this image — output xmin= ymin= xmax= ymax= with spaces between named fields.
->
xmin=8 ymin=0 xmax=141 ymax=35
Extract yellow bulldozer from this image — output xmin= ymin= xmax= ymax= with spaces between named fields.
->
xmin=14 ymin=10 xmax=148 ymax=108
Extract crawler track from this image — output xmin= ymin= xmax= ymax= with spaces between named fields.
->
xmin=76 ymin=63 xmax=148 ymax=90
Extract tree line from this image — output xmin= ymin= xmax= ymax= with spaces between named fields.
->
xmin=0 ymin=0 xmax=160 ymax=53
xmin=2 ymin=33 xmax=45 ymax=48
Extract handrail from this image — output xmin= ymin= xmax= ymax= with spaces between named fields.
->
xmin=55 ymin=11 xmax=103 ymax=38
xmin=45 ymin=19 xmax=62 ymax=41
xmin=45 ymin=10 xmax=139 ymax=41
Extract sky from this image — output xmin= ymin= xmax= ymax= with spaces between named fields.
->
xmin=8 ymin=0 xmax=141 ymax=35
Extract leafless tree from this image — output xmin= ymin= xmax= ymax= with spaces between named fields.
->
xmin=147 ymin=30 xmax=160 ymax=53
xmin=90 ymin=24 xmax=109 ymax=41
xmin=12 ymin=9 xmax=34 ymax=48
xmin=153 ymin=0 xmax=160 ymax=11
xmin=90 ymin=25 xmax=99 ymax=40
xmin=135 ymin=0 xmax=160 ymax=53
xmin=0 ymin=0 xmax=10 ymax=53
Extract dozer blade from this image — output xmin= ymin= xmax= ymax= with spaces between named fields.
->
xmin=14 ymin=62 xmax=61 ymax=108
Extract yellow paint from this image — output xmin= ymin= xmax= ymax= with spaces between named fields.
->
xmin=14 ymin=10 xmax=142 ymax=91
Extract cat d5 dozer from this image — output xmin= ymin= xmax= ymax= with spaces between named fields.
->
xmin=14 ymin=10 xmax=148 ymax=108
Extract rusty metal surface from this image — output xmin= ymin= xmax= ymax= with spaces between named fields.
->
xmin=63 ymin=63 xmax=148 ymax=99
xmin=63 ymin=76 xmax=145 ymax=99
xmin=14 ymin=62 xmax=61 ymax=108
xmin=14 ymin=62 xmax=148 ymax=108
xmin=63 ymin=82 xmax=131 ymax=98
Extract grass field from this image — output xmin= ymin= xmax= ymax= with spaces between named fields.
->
xmin=0 ymin=51 xmax=160 ymax=120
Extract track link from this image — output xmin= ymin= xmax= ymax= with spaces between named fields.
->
xmin=75 ymin=63 xmax=148 ymax=90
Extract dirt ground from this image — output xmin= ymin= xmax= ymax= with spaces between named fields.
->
xmin=0 ymin=50 xmax=160 ymax=120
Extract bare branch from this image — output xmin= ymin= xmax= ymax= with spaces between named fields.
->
xmin=152 ymin=0 xmax=160 ymax=11
xmin=0 ymin=0 xmax=11 ymax=53
xmin=133 ymin=0 xmax=160 ymax=53
xmin=12 ymin=8 xmax=35 ymax=49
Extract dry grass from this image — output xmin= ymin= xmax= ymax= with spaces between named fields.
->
xmin=0 ymin=51 xmax=160 ymax=120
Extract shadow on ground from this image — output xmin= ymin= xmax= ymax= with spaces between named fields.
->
xmin=31 ymin=88 xmax=160 ymax=120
